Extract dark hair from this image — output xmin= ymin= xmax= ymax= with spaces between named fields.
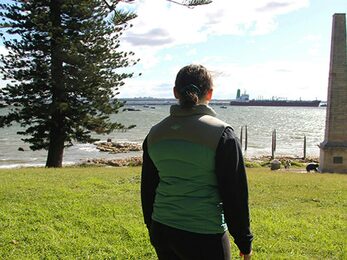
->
xmin=175 ymin=64 xmax=213 ymax=108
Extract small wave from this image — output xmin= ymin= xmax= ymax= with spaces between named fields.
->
xmin=63 ymin=161 xmax=76 ymax=166
xmin=0 ymin=159 xmax=28 ymax=163
xmin=0 ymin=161 xmax=78 ymax=169
xmin=0 ymin=162 xmax=45 ymax=169
xmin=69 ymin=143 xmax=98 ymax=153
xmin=78 ymin=146 xmax=98 ymax=152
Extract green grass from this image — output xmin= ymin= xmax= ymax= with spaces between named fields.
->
xmin=0 ymin=167 xmax=346 ymax=259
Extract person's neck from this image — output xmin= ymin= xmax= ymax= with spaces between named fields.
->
xmin=197 ymin=99 xmax=209 ymax=105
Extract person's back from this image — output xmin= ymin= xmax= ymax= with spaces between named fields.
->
xmin=141 ymin=64 xmax=253 ymax=260
xmin=148 ymin=104 xmax=228 ymax=234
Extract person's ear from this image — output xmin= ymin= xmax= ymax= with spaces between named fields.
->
xmin=173 ymin=86 xmax=180 ymax=99
xmin=206 ymin=88 xmax=213 ymax=101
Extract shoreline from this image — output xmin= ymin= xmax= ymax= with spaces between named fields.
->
xmin=0 ymin=155 xmax=318 ymax=169
xmin=78 ymin=155 xmax=319 ymax=168
xmin=82 ymin=142 xmax=320 ymax=167
xmin=0 ymin=142 xmax=319 ymax=169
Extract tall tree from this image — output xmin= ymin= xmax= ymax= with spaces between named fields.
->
xmin=0 ymin=0 xmax=212 ymax=168
xmin=0 ymin=0 xmax=138 ymax=167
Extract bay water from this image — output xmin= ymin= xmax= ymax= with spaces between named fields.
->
xmin=0 ymin=105 xmax=326 ymax=168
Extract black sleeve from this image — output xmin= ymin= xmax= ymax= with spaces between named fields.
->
xmin=141 ymin=137 xmax=160 ymax=231
xmin=215 ymin=127 xmax=253 ymax=254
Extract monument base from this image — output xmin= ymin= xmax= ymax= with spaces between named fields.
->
xmin=319 ymin=141 xmax=347 ymax=173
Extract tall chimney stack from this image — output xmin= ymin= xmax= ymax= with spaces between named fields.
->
xmin=319 ymin=13 xmax=347 ymax=173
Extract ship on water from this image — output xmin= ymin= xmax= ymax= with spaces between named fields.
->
xmin=229 ymin=89 xmax=322 ymax=107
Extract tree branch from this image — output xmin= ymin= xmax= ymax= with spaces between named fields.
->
xmin=167 ymin=0 xmax=212 ymax=8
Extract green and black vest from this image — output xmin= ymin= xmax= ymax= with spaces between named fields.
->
xmin=147 ymin=104 xmax=229 ymax=234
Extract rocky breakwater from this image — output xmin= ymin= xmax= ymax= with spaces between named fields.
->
xmin=95 ymin=141 xmax=142 ymax=153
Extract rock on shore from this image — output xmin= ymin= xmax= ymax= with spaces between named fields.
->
xmin=90 ymin=140 xmax=319 ymax=168
xmin=82 ymin=152 xmax=319 ymax=168
xmin=84 ymin=156 xmax=142 ymax=167
xmin=95 ymin=141 xmax=142 ymax=153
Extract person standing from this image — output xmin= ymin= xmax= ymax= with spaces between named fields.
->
xmin=141 ymin=64 xmax=253 ymax=259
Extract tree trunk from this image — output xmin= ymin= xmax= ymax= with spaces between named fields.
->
xmin=46 ymin=0 xmax=65 ymax=168
xmin=46 ymin=127 xmax=65 ymax=167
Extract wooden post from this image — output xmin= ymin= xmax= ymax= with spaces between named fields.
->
xmin=240 ymin=126 xmax=243 ymax=149
xmin=303 ymin=135 xmax=307 ymax=159
xmin=245 ymin=125 xmax=248 ymax=151
xmin=271 ymin=129 xmax=276 ymax=159
xmin=274 ymin=129 xmax=277 ymax=152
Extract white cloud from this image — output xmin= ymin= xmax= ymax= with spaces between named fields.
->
xmin=119 ymin=78 xmax=174 ymax=98
xmin=301 ymin=34 xmax=323 ymax=57
xmin=122 ymin=0 xmax=310 ymax=46
xmin=0 ymin=45 xmax=8 ymax=56
xmin=163 ymin=54 xmax=173 ymax=61
xmin=120 ymin=58 xmax=329 ymax=101
xmin=209 ymin=59 xmax=328 ymax=100
xmin=0 ymin=46 xmax=9 ymax=89
xmin=136 ymin=47 xmax=161 ymax=69
xmin=117 ymin=0 xmax=330 ymax=100
xmin=186 ymin=48 xmax=197 ymax=56
xmin=119 ymin=0 xmax=310 ymax=69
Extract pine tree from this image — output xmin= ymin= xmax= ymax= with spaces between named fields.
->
xmin=0 ymin=0 xmax=138 ymax=167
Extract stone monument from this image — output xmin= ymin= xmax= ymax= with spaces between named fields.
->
xmin=319 ymin=13 xmax=347 ymax=173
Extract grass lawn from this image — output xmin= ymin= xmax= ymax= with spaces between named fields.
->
xmin=0 ymin=167 xmax=346 ymax=259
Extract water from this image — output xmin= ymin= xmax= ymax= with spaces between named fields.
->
xmin=0 ymin=105 xmax=326 ymax=168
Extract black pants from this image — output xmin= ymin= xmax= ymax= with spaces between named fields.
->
xmin=149 ymin=221 xmax=231 ymax=260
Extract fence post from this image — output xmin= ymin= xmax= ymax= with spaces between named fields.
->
xmin=245 ymin=125 xmax=248 ymax=151
xmin=303 ymin=135 xmax=307 ymax=159
xmin=271 ymin=129 xmax=276 ymax=159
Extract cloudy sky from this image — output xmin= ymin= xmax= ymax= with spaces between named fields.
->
xmin=117 ymin=0 xmax=346 ymax=101
xmin=0 ymin=0 xmax=345 ymax=101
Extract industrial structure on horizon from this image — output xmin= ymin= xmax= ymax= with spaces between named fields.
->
xmin=229 ymin=89 xmax=322 ymax=107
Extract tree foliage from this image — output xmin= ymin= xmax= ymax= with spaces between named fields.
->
xmin=0 ymin=0 xmax=138 ymax=167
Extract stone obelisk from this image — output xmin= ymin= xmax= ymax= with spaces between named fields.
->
xmin=319 ymin=13 xmax=347 ymax=173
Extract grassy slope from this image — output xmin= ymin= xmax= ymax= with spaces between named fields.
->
xmin=0 ymin=167 xmax=346 ymax=259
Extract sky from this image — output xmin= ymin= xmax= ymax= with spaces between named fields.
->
xmin=0 ymin=0 xmax=346 ymax=101
xmin=115 ymin=0 xmax=346 ymax=100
